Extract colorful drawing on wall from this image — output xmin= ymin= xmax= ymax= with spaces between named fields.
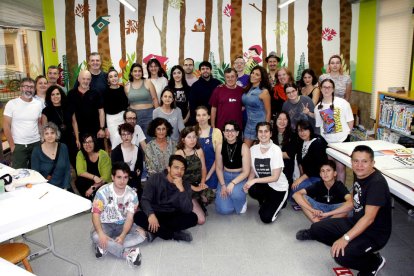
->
xmin=125 ymin=19 xmax=139 ymax=35
xmin=143 ymin=54 xmax=169 ymax=72
xmin=210 ymin=52 xmax=230 ymax=83
xmin=192 ymin=18 xmax=206 ymax=32
xmin=169 ymin=0 xmax=184 ymax=9
xmin=92 ymin=16 xmax=110 ymax=35
xmin=244 ymin=44 xmax=262 ymax=64
xmin=296 ymin=52 xmax=306 ymax=81
xmin=223 ymin=4 xmax=234 ymax=17
xmin=274 ymin=21 xmax=288 ymax=36
xmin=74 ymin=3 xmax=90 ymax=18
xmin=322 ymin=27 xmax=337 ymax=41
xmin=120 ymin=52 xmax=136 ymax=84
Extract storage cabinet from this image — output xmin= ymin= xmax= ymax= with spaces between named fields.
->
xmin=376 ymin=92 xmax=414 ymax=147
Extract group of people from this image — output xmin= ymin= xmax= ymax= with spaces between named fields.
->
xmin=2 ymin=52 xmax=391 ymax=275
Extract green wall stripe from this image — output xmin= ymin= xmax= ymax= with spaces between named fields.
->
xmin=42 ymin=0 xmax=59 ymax=71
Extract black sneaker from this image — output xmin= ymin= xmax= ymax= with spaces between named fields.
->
xmin=146 ymin=231 xmax=157 ymax=243
xmin=356 ymin=253 xmax=386 ymax=276
xmin=296 ymin=229 xmax=314 ymax=241
xmin=95 ymin=245 xmax=107 ymax=258
xmin=172 ymin=230 xmax=193 ymax=242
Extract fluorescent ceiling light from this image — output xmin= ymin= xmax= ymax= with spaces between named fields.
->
xmin=278 ymin=0 xmax=296 ymax=9
xmin=118 ymin=0 xmax=136 ymax=12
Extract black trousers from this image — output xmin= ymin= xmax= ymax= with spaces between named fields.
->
xmin=310 ymin=218 xmax=390 ymax=274
xmin=248 ymin=184 xmax=288 ymax=223
xmin=134 ymin=210 xmax=198 ymax=240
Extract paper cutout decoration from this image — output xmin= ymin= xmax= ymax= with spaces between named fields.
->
xmin=92 ymin=16 xmax=110 ymax=35
xmin=322 ymin=27 xmax=337 ymax=41
xmin=191 ymin=18 xmax=206 ymax=32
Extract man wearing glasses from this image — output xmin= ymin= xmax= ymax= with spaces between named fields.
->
xmin=109 ymin=110 xmax=147 ymax=150
xmin=3 ymin=78 xmax=43 ymax=168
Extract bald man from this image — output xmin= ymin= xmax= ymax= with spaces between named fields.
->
xmin=68 ymin=70 xmax=105 ymax=149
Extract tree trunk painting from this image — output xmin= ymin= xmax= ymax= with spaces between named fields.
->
xmin=287 ymin=3 xmax=295 ymax=73
xmin=217 ymin=0 xmax=224 ymax=64
xmin=203 ymin=0 xmax=213 ymax=61
xmin=261 ymin=0 xmax=267 ymax=67
xmin=137 ymin=0 xmax=147 ymax=63
xmin=340 ymin=0 xmax=352 ymax=72
xmin=120 ymin=4 xmax=126 ymax=65
xmin=276 ymin=0 xmax=281 ymax=56
xmin=65 ymin=0 xmax=78 ymax=86
xmin=178 ymin=0 xmax=186 ymax=65
xmin=307 ymin=0 xmax=323 ymax=76
xmin=96 ymin=0 xmax=111 ymax=63
xmin=84 ymin=0 xmax=91 ymax=59
xmin=230 ymin=0 xmax=243 ymax=61
xmin=153 ymin=0 xmax=168 ymax=57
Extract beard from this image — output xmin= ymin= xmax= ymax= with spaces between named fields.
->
xmin=22 ymin=91 xmax=33 ymax=99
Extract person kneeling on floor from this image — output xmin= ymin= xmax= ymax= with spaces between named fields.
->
xmin=292 ymin=160 xmax=353 ymax=223
xmin=133 ymin=155 xmax=198 ymax=242
xmin=91 ymin=162 xmax=145 ymax=267
xmin=296 ymin=145 xmax=392 ymax=276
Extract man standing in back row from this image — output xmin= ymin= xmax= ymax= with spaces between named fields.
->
xmin=183 ymin=58 xmax=198 ymax=87
xmin=296 ymin=145 xmax=391 ymax=276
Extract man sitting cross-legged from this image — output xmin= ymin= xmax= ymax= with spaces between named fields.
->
xmin=134 ymin=155 xmax=198 ymax=242
xmin=293 ymin=160 xmax=352 ymax=223
xmin=91 ymin=162 xmax=145 ymax=267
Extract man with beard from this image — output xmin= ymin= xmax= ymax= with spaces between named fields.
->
xmin=68 ymin=70 xmax=106 ymax=149
xmin=188 ymin=61 xmax=221 ymax=125
xmin=3 ymin=78 xmax=43 ymax=168
xmin=74 ymin=52 xmax=108 ymax=95
xmin=266 ymin=51 xmax=280 ymax=89
xmin=183 ymin=58 xmax=198 ymax=87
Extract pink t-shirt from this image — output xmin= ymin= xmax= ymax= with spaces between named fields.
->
xmin=209 ymin=84 xmax=244 ymax=130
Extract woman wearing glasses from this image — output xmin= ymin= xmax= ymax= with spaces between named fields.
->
xmin=314 ymin=79 xmax=353 ymax=184
xmin=111 ymin=123 xmax=143 ymax=199
xmin=75 ymin=134 xmax=112 ymax=199
xmin=215 ymin=121 xmax=250 ymax=215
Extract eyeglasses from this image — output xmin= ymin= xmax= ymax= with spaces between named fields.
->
xmin=224 ymin=129 xmax=236 ymax=133
xmin=83 ymin=140 xmax=94 ymax=145
xmin=21 ymin=85 xmax=35 ymax=90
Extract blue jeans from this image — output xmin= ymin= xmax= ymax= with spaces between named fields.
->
xmin=292 ymin=176 xmax=320 ymax=193
xmin=215 ymin=171 xmax=247 ymax=214
xmin=132 ymin=107 xmax=154 ymax=141
xmin=91 ymin=223 xmax=145 ymax=258
xmin=305 ymin=196 xmax=343 ymax=213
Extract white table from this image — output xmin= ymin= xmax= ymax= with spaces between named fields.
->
xmin=0 ymin=257 xmax=35 ymax=276
xmin=0 ymin=183 xmax=91 ymax=275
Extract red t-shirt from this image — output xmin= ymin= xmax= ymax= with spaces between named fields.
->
xmin=209 ymin=84 xmax=244 ymax=130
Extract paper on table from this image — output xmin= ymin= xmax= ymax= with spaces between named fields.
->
xmin=328 ymin=140 xmax=405 ymax=156
xmin=382 ymin=168 xmax=414 ymax=189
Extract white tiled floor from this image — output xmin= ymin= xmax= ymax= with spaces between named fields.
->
xmin=17 ymin=197 xmax=414 ymax=276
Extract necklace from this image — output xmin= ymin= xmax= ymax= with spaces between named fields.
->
xmin=226 ymin=142 xmax=237 ymax=162
xmin=54 ymin=106 xmax=66 ymax=131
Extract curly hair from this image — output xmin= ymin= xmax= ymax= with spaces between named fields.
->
xmin=147 ymin=117 xmax=173 ymax=138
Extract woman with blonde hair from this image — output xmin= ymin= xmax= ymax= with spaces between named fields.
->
xmin=319 ymin=55 xmax=352 ymax=102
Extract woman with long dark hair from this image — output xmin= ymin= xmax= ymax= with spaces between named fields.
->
xmin=147 ymin=58 xmax=168 ymax=101
xmin=168 ymin=65 xmax=191 ymax=125
xmin=300 ymin=69 xmax=320 ymax=105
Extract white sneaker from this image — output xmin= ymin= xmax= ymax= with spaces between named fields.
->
xmin=95 ymin=245 xmax=107 ymax=258
xmin=126 ymin=247 xmax=142 ymax=267
xmin=240 ymin=200 xmax=248 ymax=214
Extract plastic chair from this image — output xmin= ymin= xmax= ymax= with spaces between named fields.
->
xmin=0 ymin=243 xmax=33 ymax=272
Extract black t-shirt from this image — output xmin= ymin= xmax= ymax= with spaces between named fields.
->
xmin=42 ymin=105 xmax=73 ymax=144
xmin=352 ymin=169 xmax=392 ymax=241
xmin=103 ymin=86 xmax=128 ymax=115
xmin=74 ymin=71 xmax=108 ymax=94
xmin=172 ymin=86 xmax=190 ymax=119
xmin=305 ymin=180 xmax=349 ymax=204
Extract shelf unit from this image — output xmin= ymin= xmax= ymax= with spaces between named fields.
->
xmin=375 ymin=92 xmax=414 ymax=147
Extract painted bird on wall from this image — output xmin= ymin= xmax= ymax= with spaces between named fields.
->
xmin=191 ymin=18 xmax=205 ymax=32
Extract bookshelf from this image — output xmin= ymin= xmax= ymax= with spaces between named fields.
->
xmin=375 ymin=92 xmax=414 ymax=147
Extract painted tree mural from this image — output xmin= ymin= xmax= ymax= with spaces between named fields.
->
xmin=249 ymin=1 xmax=267 ymax=67
xmin=137 ymin=0 xmax=147 ymax=63
xmin=217 ymin=0 xmax=224 ymax=63
xmin=276 ymin=0 xmax=281 ymax=56
xmin=65 ymin=0 xmax=78 ymax=86
xmin=230 ymin=0 xmax=243 ymax=60
xmin=203 ymin=0 xmax=213 ymax=61
xmin=287 ymin=3 xmax=295 ymax=73
xmin=153 ymin=0 xmax=169 ymax=57
xmin=178 ymin=0 xmax=186 ymax=65
xmin=119 ymin=4 xmax=126 ymax=74
xmin=96 ymin=0 xmax=111 ymax=63
xmin=307 ymin=0 xmax=323 ymax=76
xmin=83 ymin=0 xmax=91 ymax=58
xmin=340 ymin=0 xmax=352 ymax=71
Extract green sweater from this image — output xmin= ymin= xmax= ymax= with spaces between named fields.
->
xmin=76 ymin=149 xmax=112 ymax=183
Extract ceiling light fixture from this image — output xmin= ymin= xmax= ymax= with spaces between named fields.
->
xmin=278 ymin=0 xmax=296 ymax=9
xmin=118 ymin=0 xmax=136 ymax=12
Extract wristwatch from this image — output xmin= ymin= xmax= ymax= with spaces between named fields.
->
xmin=344 ymin=234 xmax=350 ymax=241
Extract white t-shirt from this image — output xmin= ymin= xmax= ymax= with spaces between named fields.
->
xmin=150 ymin=77 xmax=168 ymax=102
xmin=3 ymin=97 xmax=42 ymax=144
xmin=250 ymin=143 xmax=289 ymax=192
xmin=314 ymin=97 xmax=354 ymax=143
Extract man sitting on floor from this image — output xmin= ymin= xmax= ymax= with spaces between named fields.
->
xmin=296 ymin=145 xmax=392 ymax=276
xmin=133 ymin=155 xmax=198 ymax=242
xmin=293 ymin=160 xmax=352 ymax=223
xmin=91 ymin=162 xmax=145 ymax=267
